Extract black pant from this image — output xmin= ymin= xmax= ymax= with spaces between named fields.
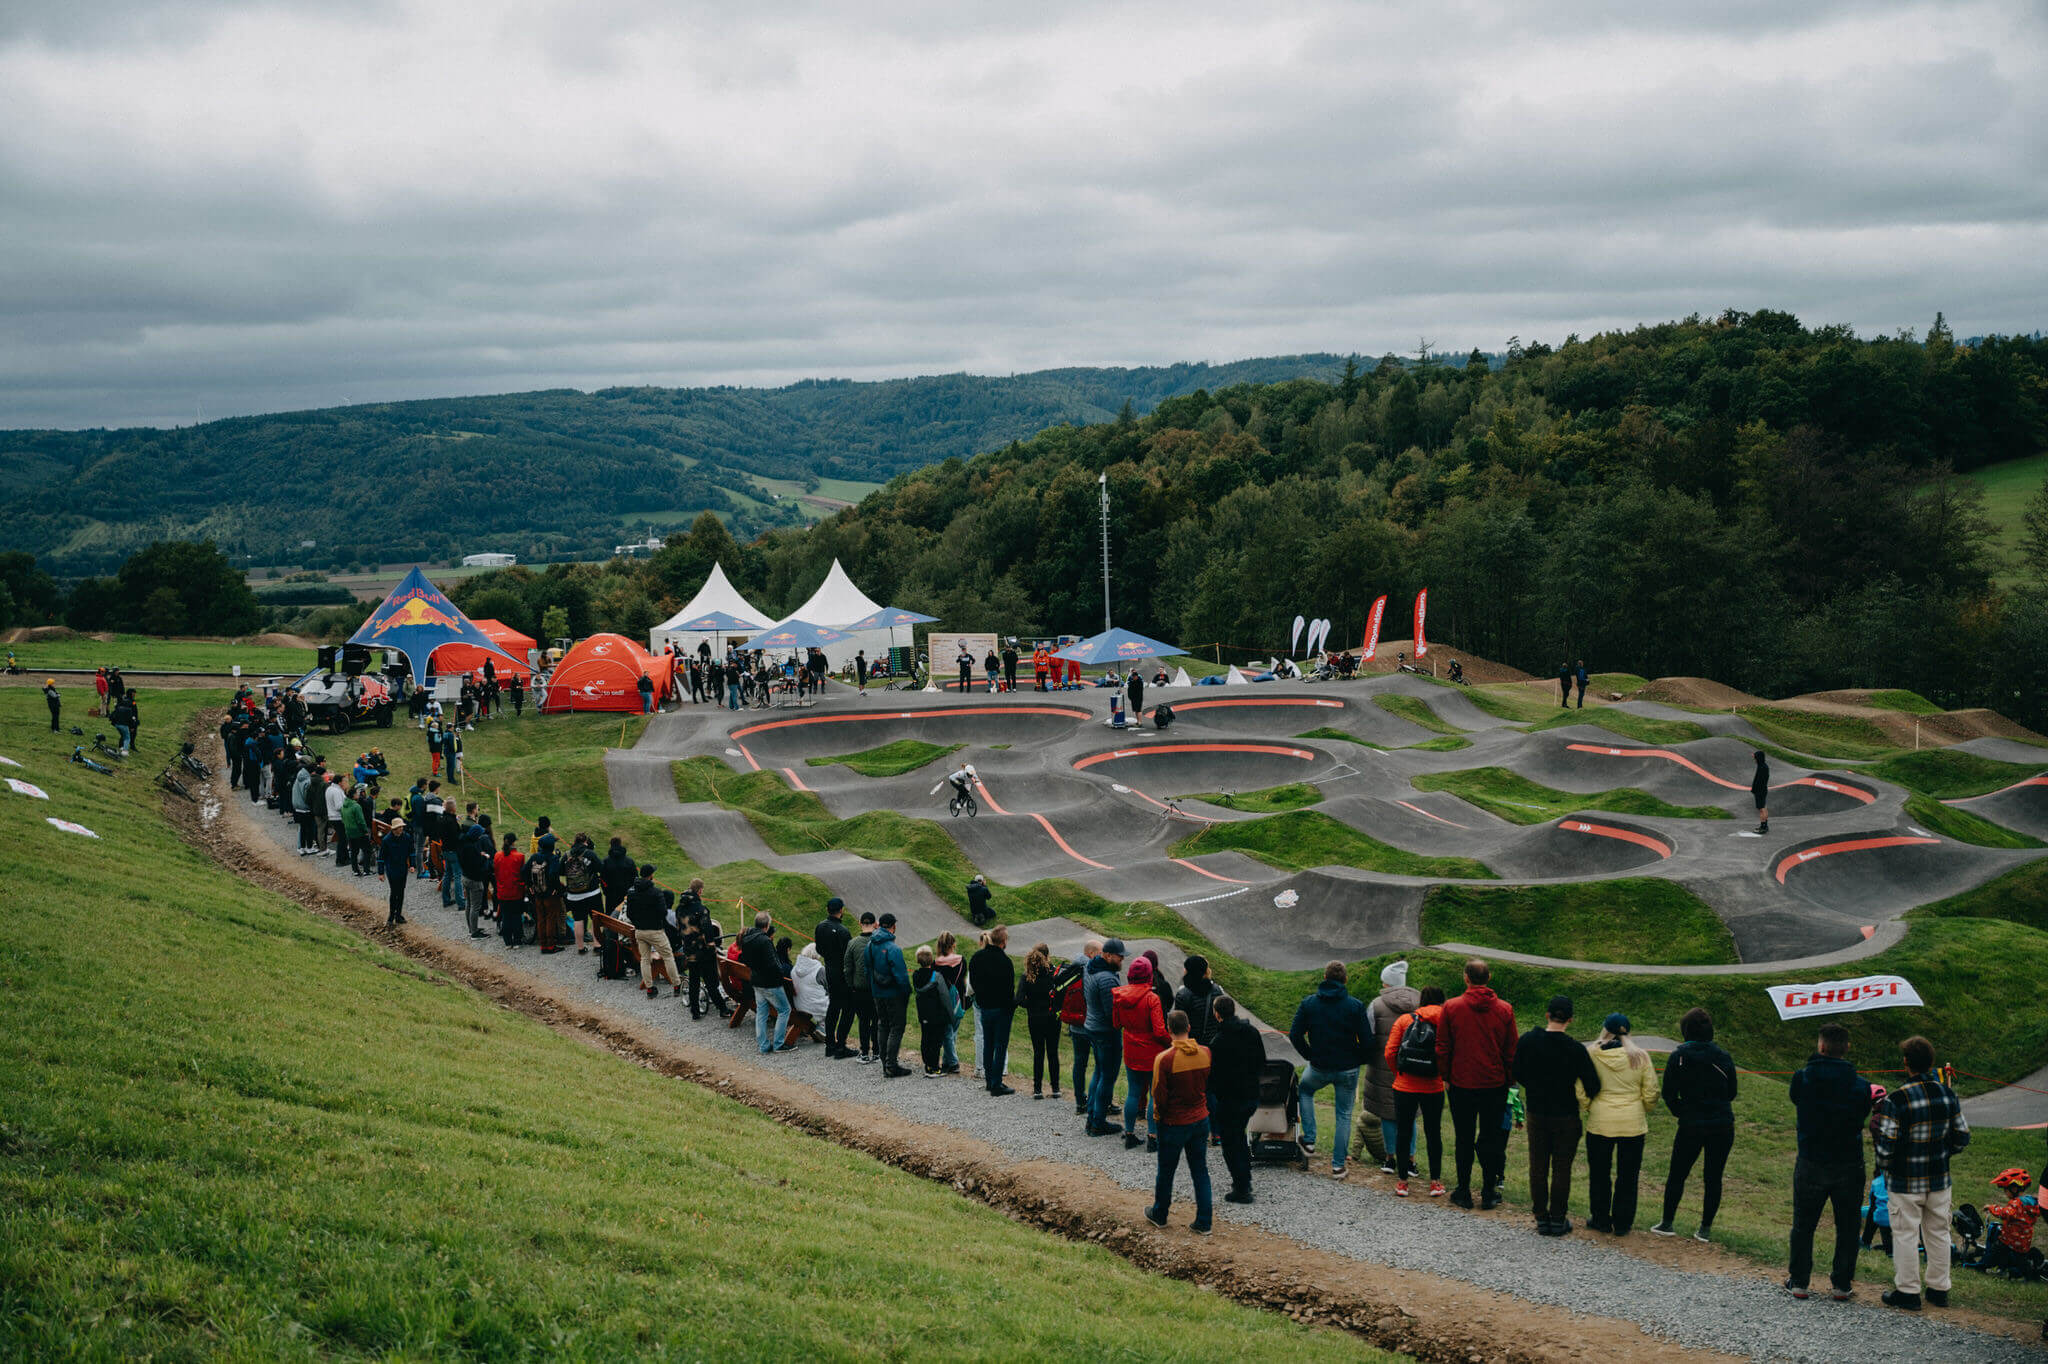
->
xmin=1070 ymin=1026 xmax=1093 ymax=1105
xmin=1663 ymin=1123 xmax=1735 ymax=1230
xmin=1394 ymin=1088 xmax=1445 ymax=1181
xmin=386 ymin=876 xmax=407 ymax=925
xmin=845 ymin=992 xmax=875 ymax=1055
xmin=498 ymin=897 xmax=525 ymax=946
xmin=227 ymin=750 xmax=242 ymax=788
xmin=1525 ymin=1114 xmax=1582 ymax=1223
xmin=876 ymin=995 xmax=908 ymax=1070
xmin=296 ymin=809 xmax=318 ymax=850
xmin=1789 ymin=1157 xmax=1864 ymax=1292
xmin=1028 ymin=1010 xmax=1062 ymax=1093
xmin=1215 ymin=1097 xmax=1255 ymax=1194
xmin=348 ymin=836 xmax=370 ymax=874
xmin=1586 ymin=1132 xmax=1645 ymax=1232
xmin=49 ymin=700 xmax=61 ymax=730
xmin=824 ymin=979 xmax=851 ymax=1046
xmin=688 ymin=949 xmax=727 ymax=1017
xmin=1447 ymin=1084 xmax=1509 ymax=1193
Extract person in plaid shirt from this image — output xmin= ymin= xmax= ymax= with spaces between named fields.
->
xmin=1873 ymin=1035 xmax=1970 ymax=1311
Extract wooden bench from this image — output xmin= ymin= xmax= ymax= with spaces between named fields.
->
xmin=591 ymin=909 xmax=677 ymax=987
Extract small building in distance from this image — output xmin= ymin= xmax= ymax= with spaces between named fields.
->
xmin=462 ymin=552 xmax=517 ymax=567
xmin=612 ymin=537 xmax=664 ymax=558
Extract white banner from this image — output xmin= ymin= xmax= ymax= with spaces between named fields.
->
xmin=928 ymin=632 xmax=1000 ymax=691
xmin=1766 ymin=974 xmax=1923 ymax=1020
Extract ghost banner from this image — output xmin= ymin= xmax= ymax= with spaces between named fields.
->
xmin=1766 ymin=974 xmax=1923 ymax=1020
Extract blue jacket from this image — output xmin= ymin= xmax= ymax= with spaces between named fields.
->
xmin=379 ymin=834 xmax=415 ymax=879
xmin=1082 ymin=955 xmax=1121 ymax=1032
xmin=1289 ymin=980 xmax=1373 ymax=1072
xmin=866 ymin=929 xmax=909 ymax=1000
xmin=1788 ymin=1053 xmax=1870 ymax=1166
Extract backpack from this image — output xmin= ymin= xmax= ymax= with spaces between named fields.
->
xmin=562 ymin=850 xmax=599 ymax=895
xmin=1056 ymin=967 xmax=1087 ymax=1025
xmin=524 ymin=854 xmax=553 ymax=898
xmin=1397 ymin=1011 xmax=1439 ymax=1078
xmin=1153 ymin=703 xmax=1174 ymax=729
xmin=598 ymin=929 xmax=632 ymax=980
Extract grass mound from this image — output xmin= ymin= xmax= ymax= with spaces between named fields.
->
xmin=1464 ymin=686 xmax=1712 ymax=744
xmin=1170 ymin=810 xmax=1494 ymax=880
xmin=0 ymin=691 xmax=1369 ymax=1360
xmin=1407 ymin=735 xmax=1472 ymax=752
xmin=1866 ymin=689 xmax=1941 ymax=714
xmin=1735 ymin=706 xmax=1895 ymax=759
xmin=804 ymin=738 xmax=963 ymax=778
xmin=1914 ymin=857 xmax=2048 ymax=933
xmin=1903 ymin=794 xmax=2044 ymax=849
xmin=1188 ymin=782 xmax=1322 ymax=812
xmin=1297 ymin=726 xmax=1365 ymax=744
xmin=1409 ymin=767 xmax=1729 ymax=825
xmin=1419 ymin=880 xmax=1738 ymax=965
xmin=1867 ymin=748 xmax=2046 ymax=799
xmin=1371 ymin=693 xmax=1465 ymax=735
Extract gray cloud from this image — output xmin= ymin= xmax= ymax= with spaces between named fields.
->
xmin=0 ymin=0 xmax=2042 ymax=428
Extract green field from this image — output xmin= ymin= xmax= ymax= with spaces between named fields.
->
xmin=1372 ymin=692 xmax=1464 ymax=735
xmin=1902 ymin=793 xmax=2044 ymax=849
xmin=1410 ymin=767 xmax=1731 ymax=825
xmin=1963 ymin=450 xmax=2047 ymax=587
xmin=0 ymin=688 xmax=1383 ymax=1361
xmin=1419 ymin=880 xmax=1738 ymax=965
xmin=1170 ymin=810 xmax=1494 ymax=880
xmin=4 ymin=633 xmax=318 ymax=675
xmin=1187 ymin=781 xmax=1322 ymax=812
xmin=1868 ymin=747 xmax=2046 ymax=799
xmin=805 ymin=738 xmax=963 ymax=778
xmin=1464 ymin=686 xmax=1713 ymax=745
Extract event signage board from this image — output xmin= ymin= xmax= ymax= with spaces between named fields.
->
xmin=929 ymin=633 xmax=1000 ymax=690
xmin=1765 ymin=974 xmax=1923 ymax=1020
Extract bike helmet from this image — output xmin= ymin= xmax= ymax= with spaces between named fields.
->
xmin=1991 ymin=1167 xmax=2033 ymax=1191
xmin=1869 ymin=1083 xmax=1887 ymax=1106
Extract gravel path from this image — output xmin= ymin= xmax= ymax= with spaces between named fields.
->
xmin=228 ymin=794 xmax=2042 ymax=1363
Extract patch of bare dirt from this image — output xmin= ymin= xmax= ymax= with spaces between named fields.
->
xmin=1358 ymin=640 xmax=1534 ymax=684
xmin=1636 ymin=677 xmax=1767 ymax=710
xmin=2 ymin=625 xmax=96 ymax=643
xmin=245 ymin=632 xmax=319 ymax=648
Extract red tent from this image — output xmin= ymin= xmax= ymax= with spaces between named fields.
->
xmin=540 ymin=633 xmax=673 ymax=713
xmin=430 ymin=618 xmax=537 ymax=681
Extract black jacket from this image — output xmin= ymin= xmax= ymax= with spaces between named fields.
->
xmin=1789 ymin=1053 xmax=1871 ymax=1165
xmin=599 ymin=851 xmax=637 ymax=897
xmin=1513 ymin=1028 xmax=1603 ymax=1119
xmin=965 ymin=880 xmax=992 ymax=920
xmin=1662 ymin=1039 xmax=1738 ymax=1126
xmin=739 ymin=928 xmax=784 ymax=991
xmin=967 ymin=945 xmax=1015 ymax=1012
xmin=1210 ymin=1016 xmax=1266 ymax=1107
xmin=1174 ymin=979 xmax=1225 ymax=1048
xmin=623 ymin=879 xmax=669 ymax=932
xmin=815 ymin=916 xmax=852 ymax=987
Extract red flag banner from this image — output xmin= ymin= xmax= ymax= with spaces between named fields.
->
xmin=1361 ymin=595 xmax=1388 ymax=661
xmin=1413 ymin=589 xmax=1429 ymax=658
xmin=1766 ymin=974 xmax=1923 ymax=1020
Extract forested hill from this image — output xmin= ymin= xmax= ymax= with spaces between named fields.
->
xmin=730 ymin=312 xmax=2048 ymax=724
xmin=0 ymin=355 xmax=1345 ymax=573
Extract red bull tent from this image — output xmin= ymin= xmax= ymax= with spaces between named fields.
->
xmin=429 ymin=618 xmax=538 ymax=681
xmin=349 ymin=567 xmax=527 ymax=686
xmin=540 ymin=633 xmax=674 ymax=713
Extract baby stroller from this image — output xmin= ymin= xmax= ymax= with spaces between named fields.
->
xmin=1247 ymin=1059 xmax=1308 ymax=1168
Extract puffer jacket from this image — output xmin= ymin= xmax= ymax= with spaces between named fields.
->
xmin=1583 ymin=1042 xmax=1660 ymax=1138
xmin=1661 ymin=1039 xmax=1738 ymax=1127
xmin=1082 ymin=955 xmax=1120 ymax=1032
xmin=1112 ymin=981 xmax=1170 ymax=1072
xmin=1362 ymin=984 xmax=1421 ymax=1120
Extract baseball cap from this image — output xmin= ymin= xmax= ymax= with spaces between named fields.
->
xmin=825 ymin=897 xmax=845 ymax=912
xmin=1101 ymin=938 xmax=1125 ymax=956
xmin=1547 ymin=995 xmax=1574 ymax=1020
xmin=878 ymin=912 xmax=896 ymax=927
xmin=1604 ymin=1012 xmax=1631 ymax=1035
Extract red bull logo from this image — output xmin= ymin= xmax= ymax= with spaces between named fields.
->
xmin=371 ymin=593 xmax=461 ymax=635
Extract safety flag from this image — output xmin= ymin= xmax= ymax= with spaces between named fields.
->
xmin=1414 ymin=589 xmax=1429 ymax=658
xmin=1360 ymin=595 xmax=1388 ymax=661
xmin=1765 ymin=974 xmax=1923 ymax=1021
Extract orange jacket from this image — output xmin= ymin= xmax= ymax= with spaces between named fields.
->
xmin=1151 ymin=1038 xmax=1212 ymax=1125
xmin=1383 ymin=1003 xmax=1446 ymax=1095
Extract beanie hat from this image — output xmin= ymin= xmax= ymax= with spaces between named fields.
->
xmin=1127 ymin=956 xmax=1153 ymax=983
xmin=1380 ymin=960 xmax=1409 ymax=990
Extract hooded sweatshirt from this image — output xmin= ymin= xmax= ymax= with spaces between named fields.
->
xmin=1662 ymin=1039 xmax=1739 ymax=1127
xmin=1289 ymin=979 xmax=1373 ymax=1073
xmin=1583 ymin=1042 xmax=1659 ymax=1138
xmin=1151 ymin=1037 xmax=1212 ymax=1126
xmin=1082 ymin=954 xmax=1121 ymax=1032
xmin=1363 ymin=966 xmax=1423 ymax=1119
xmin=1436 ymin=984 xmax=1517 ymax=1090
xmin=1112 ymin=981 xmax=1170 ymax=1071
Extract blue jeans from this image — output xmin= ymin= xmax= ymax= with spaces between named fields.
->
xmin=942 ymin=1005 xmax=962 ymax=1068
xmin=1087 ymin=1030 xmax=1121 ymax=1126
xmin=1124 ymin=1065 xmax=1156 ymax=1139
xmin=641 ymin=692 xmax=654 ymax=713
xmin=1070 ymin=1024 xmax=1094 ymax=1102
xmin=727 ymin=682 xmax=740 ymax=710
xmin=977 ymin=1006 xmax=1013 ymax=1089
xmin=755 ymin=985 xmax=791 ymax=1052
xmin=1150 ymin=1117 xmax=1213 ymax=1229
xmin=113 ymin=722 xmax=132 ymax=751
xmin=1298 ymin=1065 xmax=1359 ymax=1170
xmin=441 ymin=859 xmax=463 ymax=908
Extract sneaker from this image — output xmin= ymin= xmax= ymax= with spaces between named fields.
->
xmin=1190 ymin=1221 xmax=1212 ymax=1236
xmin=1783 ymin=1280 xmax=1810 ymax=1300
xmin=1032 ymin=1091 xmax=1044 ymax=1100
xmin=1331 ymin=1165 xmax=1348 ymax=1181
xmin=1378 ymin=1160 xmax=1398 ymax=1175
xmin=857 ymin=1054 xmax=877 ymax=1065
xmin=990 ymin=1084 xmax=1015 ymax=1096
xmin=1395 ymin=1180 xmax=1410 ymax=1198
xmin=1297 ymin=1139 xmax=1316 ymax=1157
xmin=1449 ymin=1186 xmax=1473 ymax=1209
xmin=884 ymin=1065 xmax=914 ymax=1078
xmin=1480 ymin=1190 xmax=1502 ymax=1211
xmin=775 ymin=1041 xmax=795 ymax=1052
xmin=1831 ymin=1285 xmax=1856 ymax=1302
xmin=1649 ymin=1222 xmax=1676 ymax=1237
xmin=1085 ymin=1123 xmax=1117 ymax=1137
xmin=1693 ymin=1228 xmax=1713 ymax=1244
xmin=1429 ymin=1181 xmax=1446 ymax=1197
xmin=1143 ymin=1207 xmax=1168 ymax=1230
xmin=1924 ymin=1288 xmax=1947 ymax=1307
xmin=1225 ymin=1189 xmax=1253 ymax=1205
xmin=1146 ymin=1136 xmax=1157 ymax=1154
xmin=1587 ymin=1218 xmax=1611 ymax=1234
xmin=1881 ymin=1290 xmax=1918 ymax=1311
xmin=1124 ymin=1134 xmax=1143 ymax=1150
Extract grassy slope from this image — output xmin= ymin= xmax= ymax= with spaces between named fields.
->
xmin=7 ymin=634 xmax=318 ymax=674
xmin=1418 ymin=881 xmax=1738 ymax=966
xmin=1903 ymin=793 xmax=2044 ymax=849
xmin=1915 ymin=856 xmax=2048 ymax=933
xmin=1867 ymin=748 xmax=2046 ymax=799
xmin=1865 ymin=688 xmax=1940 ymax=714
xmin=1188 ymin=782 xmax=1322 ymax=812
xmin=1464 ymin=685 xmax=1712 ymax=744
xmin=1169 ymin=810 xmax=1494 ymax=880
xmin=804 ymin=738 xmax=963 ymax=778
xmin=1734 ymin=706 xmax=1896 ymax=760
xmin=1963 ymin=449 xmax=2047 ymax=587
xmin=1372 ymin=693 xmax=1464 ymax=735
xmin=1409 ymin=766 xmax=1730 ymax=825
xmin=0 ymin=689 xmax=1379 ymax=1360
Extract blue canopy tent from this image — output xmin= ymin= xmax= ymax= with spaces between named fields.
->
xmin=750 ymin=619 xmax=854 ymax=652
xmin=841 ymin=605 xmax=938 ymax=664
xmin=348 ymin=567 xmax=528 ymax=687
xmin=1052 ymin=627 xmax=1186 ymax=666
xmin=662 ymin=609 xmax=766 ymax=660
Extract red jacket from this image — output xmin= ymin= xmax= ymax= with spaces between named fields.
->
xmin=1436 ymin=985 xmax=1517 ymax=1089
xmin=1113 ymin=982 xmax=1170 ymax=1071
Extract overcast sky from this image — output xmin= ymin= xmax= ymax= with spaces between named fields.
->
xmin=2 ymin=0 xmax=2043 ymax=429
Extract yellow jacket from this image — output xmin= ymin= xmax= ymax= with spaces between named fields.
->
xmin=1581 ymin=1042 xmax=1658 ymax=1138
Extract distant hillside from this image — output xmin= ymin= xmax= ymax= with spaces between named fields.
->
xmin=1 ymin=355 xmax=1346 ymax=574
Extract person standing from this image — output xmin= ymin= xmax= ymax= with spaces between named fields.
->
xmin=291 ymin=760 xmax=320 ymax=855
xmin=560 ymin=833 xmax=603 ymax=953
xmin=679 ymin=880 xmax=729 ymax=1020
xmin=1574 ymin=659 xmax=1589 ymax=708
xmin=623 ymin=864 xmax=678 ymax=999
xmin=1083 ymin=939 xmax=1125 ymax=1135
xmin=969 ymin=926 xmax=1017 ymax=1095
xmin=1874 ymin=1035 xmax=1969 ymax=1311
xmin=866 ymin=912 xmax=912 ymax=1077
xmin=815 ymin=897 xmax=854 ymax=1058
xmin=458 ymin=808 xmax=493 ymax=934
xmin=1001 ymin=642 xmax=1018 ymax=693
xmin=1784 ymin=1023 xmax=1873 ymax=1301
xmin=1583 ymin=1013 xmax=1658 ymax=1237
xmin=492 ymin=832 xmax=528 ymax=948
xmin=841 ymin=911 xmax=878 ymax=1059
xmin=965 ymin=873 xmax=993 ymax=927
xmin=1437 ymin=958 xmax=1518 ymax=1209
xmin=740 ymin=910 xmax=792 ymax=1054
xmin=636 ymin=670 xmax=654 ymax=714
xmin=1127 ymin=667 xmax=1145 ymax=718
xmin=956 ymin=644 xmax=974 ymax=695
xmin=1289 ymin=961 xmax=1373 ymax=1180
xmin=912 ymin=947 xmax=951 ymax=1075
xmin=1752 ymin=750 xmax=1771 ymax=834
xmin=1652 ymin=1007 xmax=1739 ymax=1242
xmin=599 ymin=837 xmax=637 ymax=915
xmin=854 ymin=650 xmax=868 ymax=695
xmin=1384 ymin=985 xmax=1449 ymax=1198
xmin=1359 ymin=959 xmax=1420 ymax=1174
xmin=1210 ymin=995 xmax=1264 ymax=1205
xmin=376 ymin=818 xmax=414 ymax=926
xmin=43 ymin=678 xmax=60 ymax=731
xmin=1514 ymin=995 xmax=1602 ymax=1236
xmin=1018 ymin=943 xmax=1063 ymax=1100
xmin=1557 ymin=661 xmax=1572 ymax=707
xmin=508 ymin=674 xmax=524 ymax=716
xmin=1055 ymin=942 xmax=1096 ymax=1115
xmin=1173 ymin=955 xmax=1225 ymax=1053
xmin=340 ymin=786 xmax=372 ymax=877
xmin=1115 ymin=957 xmax=1171 ymax=1149
xmin=326 ymin=774 xmax=351 ymax=868
xmin=1143 ymin=1010 xmax=1214 ymax=1235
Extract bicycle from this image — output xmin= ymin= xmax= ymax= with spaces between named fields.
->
xmin=71 ymin=746 xmax=115 ymax=775
xmin=948 ymin=789 xmax=978 ymax=819
xmin=157 ymin=766 xmax=194 ymax=801
xmin=885 ymin=660 xmax=929 ymax=692
xmin=91 ymin=733 xmax=126 ymax=761
xmin=180 ymin=742 xmax=213 ymax=778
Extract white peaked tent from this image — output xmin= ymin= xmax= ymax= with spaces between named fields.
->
xmin=755 ymin=559 xmax=895 ymax=669
xmin=648 ymin=563 xmax=775 ymax=655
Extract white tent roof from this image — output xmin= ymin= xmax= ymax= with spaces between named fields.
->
xmin=653 ymin=562 xmax=772 ymax=633
xmin=789 ymin=558 xmax=886 ymax=629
